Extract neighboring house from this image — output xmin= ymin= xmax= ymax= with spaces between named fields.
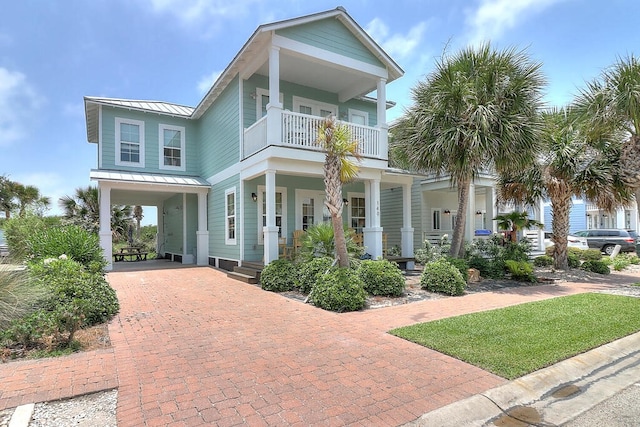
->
xmin=85 ymin=7 xmax=422 ymax=271
xmin=543 ymin=199 xmax=639 ymax=233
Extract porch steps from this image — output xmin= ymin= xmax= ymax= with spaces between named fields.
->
xmin=227 ymin=262 xmax=263 ymax=285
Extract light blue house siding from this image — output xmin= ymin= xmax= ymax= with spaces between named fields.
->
xmin=543 ymin=200 xmax=587 ymax=233
xmin=243 ymin=75 xmax=378 ymax=129
xmin=100 ymin=106 xmax=198 ymax=175
xmin=199 ymin=76 xmax=241 ymax=178
xmin=210 ymin=175 xmax=241 ymax=264
xmin=276 ymin=18 xmax=385 ymax=68
xmin=380 ymin=181 xmax=423 ymax=251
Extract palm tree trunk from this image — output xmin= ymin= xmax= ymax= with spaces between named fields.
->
xmin=324 ymin=153 xmax=350 ymax=268
xmin=551 ymin=193 xmax=571 ymax=270
xmin=450 ymin=178 xmax=470 ymax=258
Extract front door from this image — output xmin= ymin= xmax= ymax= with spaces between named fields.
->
xmin=295 ymin=190 xmax=330 ymax=231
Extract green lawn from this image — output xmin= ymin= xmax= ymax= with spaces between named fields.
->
xmin=390 ymin=293 xmax=640 ymax=379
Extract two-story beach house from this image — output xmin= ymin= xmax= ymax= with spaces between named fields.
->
xmin=85 ymin=7 xmax=427 ymax=271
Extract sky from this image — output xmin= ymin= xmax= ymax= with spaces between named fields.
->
xmin=1 ymin=0 xmax=639 ymax=225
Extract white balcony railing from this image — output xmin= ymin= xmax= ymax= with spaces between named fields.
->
xmin=243 ymin=110 xmax=382 ymax=159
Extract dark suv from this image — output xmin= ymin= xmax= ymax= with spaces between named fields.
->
xmin=573 ymin=229 xmax=638 ymax=255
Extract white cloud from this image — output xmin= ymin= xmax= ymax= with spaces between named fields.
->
xmin=466 ymin=0 xmax=566 ymax=45
xmin=197 ymin=70 xmax=222 ymax=94
xmin=366 ymin=18 xmax=428 ymax=60
xmin=143 ymin=0 xmax=261 ymax=35
xmin=0 ymin=68 xmax=45 ymax=147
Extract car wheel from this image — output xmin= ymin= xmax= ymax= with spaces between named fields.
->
xmin=603 ymin=245 xmax=615 ymax=255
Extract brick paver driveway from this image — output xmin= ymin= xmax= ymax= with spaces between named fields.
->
xmin=1 ymin=261 xmax=619 ymax=426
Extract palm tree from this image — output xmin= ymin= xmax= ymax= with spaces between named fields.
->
xmin=497 ymin=107 xmax=632 ymax=269
xmin=493 ymin=211 xmax=543 ymax=243
xmin=574 ymin=54 xmax=640 ymax=218
xmin=316 ymin=116 xmax=361 ymax=268
xmin=133 ymin=205 xmax=144 ymax=239
xmin=59 ymin=186 xmax=132 ymax=237
xmin=0 ymin=176 xmax=17 ymax=219
xmin=13 ymin=183 xmax=49 ymax=217
xmin=392 ymin=44 xmax=545 ymax=257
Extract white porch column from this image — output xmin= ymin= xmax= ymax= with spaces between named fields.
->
xmin=263 ymin=170 xmax=279 ymax=264
xmin=401 ymin=182 xmax=415 ymax=269
xmin=98 ymin=184 xmax=113 ymax=271
xmin=486 ymin=187 xmax=497 ymax=233
xmin=465 ymin=183 xmax=476 ymax=242
xmin=536 ymin=198 xmax=546 ymax=251
xmin=363 ymin=179 xmax=383 ymax=259
xmin=156 ymin=205 xmax=163 ymax=256
xmin=376 ymin=78 xmax=388 ymax=159
xmin=196 ymin=191 xmax=209 ymax=266
xmin=182 ymin=193 xmax=194 ymax=264
xmin=266 ymin=46 xmax=282 ymax=146
xmin=616 ymin=208 xmax=625 ymax=230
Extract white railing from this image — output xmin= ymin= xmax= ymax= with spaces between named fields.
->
xmin=243 ymin=110 xmax=382 ymax=159
xmin=243 ymin=116 xmax=268 ymax=158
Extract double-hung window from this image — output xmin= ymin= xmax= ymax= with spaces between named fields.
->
xmin=115 ymin=118 xmax=145 ymax=167
xmin=225 ymin=188 xmax=236 ymax=245
xmin=159 ymin=124 xmax=186 ymax=171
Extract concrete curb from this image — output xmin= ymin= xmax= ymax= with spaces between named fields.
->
xmin=404 ymin=331 xmax=640 ymax=426
xmin=8 ymin=404 xmax=33 ymax=427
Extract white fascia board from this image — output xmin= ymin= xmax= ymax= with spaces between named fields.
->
xmin=272 ymin=34 xmax=388 ymax=79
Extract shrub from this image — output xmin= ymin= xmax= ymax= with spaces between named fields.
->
xmin=311 ymin=267 xmax=367 ymax=312
xmin=504 ymin=260 xmax=536 ymax=282
xmin=358 ymin=260 xmax=405 ymax=296
xmin=0 ymin=265 xmax=48 ymax=330
xmin=502 ymin=240 xmax=531 ymax=263
xmin=297 ymin=222 xmax=363 ymax=262
xmin=611 ymin=256 xmax=631 ymax=271
xmin=260 ymin=259 xmax=296 ymax=292
xmin=581 ymin=249 xmax=603 ymax=261
xmin=581 ymin=260 xmax=611 ymax=275
xmin=443 ymin=256 xmax=469 ymax=282
xmin=26 ymin=225 xmax=106 ymax=270
xmin=3 ymin=215 xmax=59 ymax=260
xmin=567 ymin=253 xmax=581 ymax=269
xmin=296 ymin=257 xmax=334 ymax=294
xmin=421 ymin=259 xmax=466 ymax=296
xmin=533 ymin=255 xmax=553 ymax=267
xmin=30 ymin=258 xmax=119 ymax=326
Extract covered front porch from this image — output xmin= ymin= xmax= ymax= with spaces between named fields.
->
xmin=91 ymin=170 xmax=210 ymax=271
xmin=240 ymin=163 xmax=415 ymax=267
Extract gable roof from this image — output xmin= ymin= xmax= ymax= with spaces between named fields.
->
xmin=192 ymin=6 xmax=404 ymax=119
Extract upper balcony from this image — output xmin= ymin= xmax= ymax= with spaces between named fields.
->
xmin=243 ymin=110 xmax=384 ymax=160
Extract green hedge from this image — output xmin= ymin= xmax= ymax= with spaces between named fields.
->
xmin=311 ymin=267 xmax=367 ymax=312
xmin=260 ymin=259 xmax=296 ymax=292
xmin=358 ymin=260 xmax=405 ymax=296
xmin=421 ymin=259 xmax=466 ymax=296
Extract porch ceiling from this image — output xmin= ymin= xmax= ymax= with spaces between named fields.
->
xmin=255 ymin=52 xmax=377 ymax=101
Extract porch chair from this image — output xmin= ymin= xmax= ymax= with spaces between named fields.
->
xmin=293 ymin=230 xmax=306 ymax=255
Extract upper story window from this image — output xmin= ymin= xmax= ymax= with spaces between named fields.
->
xmin=115 ymin=118 xmax=145 ymax=167
xmin=159 ymin=124 xmax=186 ymax=171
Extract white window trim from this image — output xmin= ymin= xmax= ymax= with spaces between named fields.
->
xmin=225 ymin=187 xmax=237 ymax=245
xmin=347 ymin=192 xmax=366 ymax=232
xmin=159 ymin=124 xmax=186 ymax=171
xmin=348 ymin=109 xmax=369 ymax=125
xmin=295 ymin=189 xmax=327 ymax=231
xmin=257 ymin=185 xmax=287 ymax=244
xmin=255 ymin=88 xmax=283 ymax=121
xmin=292 ymin=95 xmax=338 ymax=118
xmin=115 ymin=118 xmax=145 ymax=167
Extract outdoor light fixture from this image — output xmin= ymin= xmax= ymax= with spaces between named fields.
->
xmin=444 ymin=209 xmax=451 ymax=215
xmin=476 ymin=210 xmax=482 ymax=215
xmin=343 ymin=198 xmax=349 ymax=206
xmin=251 ymin=192 xmax=257 ymax=202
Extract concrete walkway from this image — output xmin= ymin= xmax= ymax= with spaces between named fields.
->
xmin=1 ymin=261 xmax=638 ymax=426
